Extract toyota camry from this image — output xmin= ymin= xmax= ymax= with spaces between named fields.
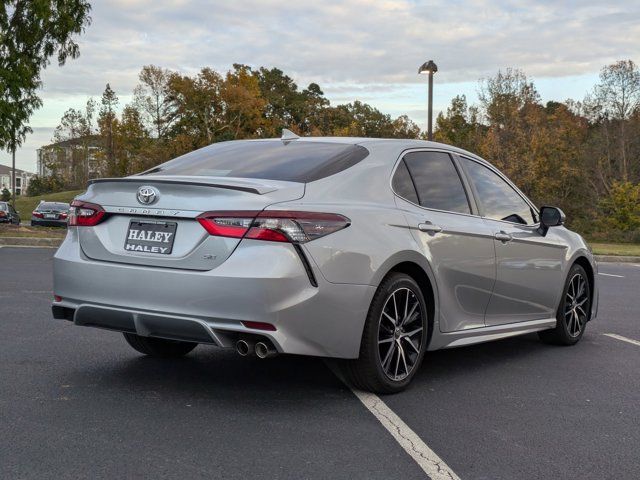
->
xmin=52 ymin=131 xmax=598 ymax=393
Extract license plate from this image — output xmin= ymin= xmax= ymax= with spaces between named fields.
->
xmin=45 ymin=214 xmax=57 ymax=219
xmin=125 ymin=220 xmax=177 ymax=255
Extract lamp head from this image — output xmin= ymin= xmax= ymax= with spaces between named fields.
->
xmin=418 ymin=60 xmax=438 ymax=75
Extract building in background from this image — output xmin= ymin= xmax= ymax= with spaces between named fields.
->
xmin=0 ymin=164 xmax=35 ymax=196
xmin=37 ymin=136 xmax=102 ymax=184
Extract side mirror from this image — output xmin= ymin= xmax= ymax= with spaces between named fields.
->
xmin=538 ymin=206 xmax=565 ymax=236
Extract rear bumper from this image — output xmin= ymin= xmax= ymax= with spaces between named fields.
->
xmin=53 ymin=234 xmax=375 ymax=358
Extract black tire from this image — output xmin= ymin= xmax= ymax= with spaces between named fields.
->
xmin=123 ymin=333 xmax=198 ymax=358
xmin=343 ymin=272 xmax=429 ymax=394
xmin=539 ymin=263 xmax=591 ymax=346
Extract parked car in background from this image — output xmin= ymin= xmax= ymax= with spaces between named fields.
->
xmin=0 ymin=201 xmax=20 ymax=224
xmin=52 ymin=133 xmax=598 ymax=393
xmin=31 ymin=202 xmax=70 ymax=227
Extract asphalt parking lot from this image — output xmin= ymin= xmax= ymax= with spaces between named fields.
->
xmin=1 ymin=247 xmax=639 ymax=480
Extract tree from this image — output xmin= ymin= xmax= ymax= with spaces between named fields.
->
xmin=299 ymin=82 xmax=329 ymax=135
xmin=115 ymin=105 xmax=150 ymax=175
xmin=1 ymin=188 xmax=10 ymax=201
xmin=0 ymin=1 xmax=92 ymax=204
xmin=598 ymin=181 xmax=640 ymax=233
xmin=254 ymin=66 xmax=304 ymax=136
xmin=391 ymin=115 xmax=421 ymax=139
xmin=591 ymin=60 xmax=640 ymax=182
xmin=434 ymin=95 xmax=484 ymax=152
xmin=51 ymin=107 xmax=88 ymax=185
xmin=133 ymin=65 xmax=175 ymax=139
xmin=98 ymin=84 xmax=119 ymax=175
xmin=220 ymin=64 xmax=265 ymax=139
xmin=165 ymin=67 xmax=224 ymax=154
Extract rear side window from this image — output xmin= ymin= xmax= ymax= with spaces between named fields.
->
xmin=391 ymin=160 xmax=419 ymax=204
xmin=38 ymin=202 xmax=69 ymax=211
xmin=461 ymin=157 xmax=537 ymax=225
xmin=142 ymin=141 xmax=369 ymax=183
xmin=402 ymin=151 xmax=470 ymax=214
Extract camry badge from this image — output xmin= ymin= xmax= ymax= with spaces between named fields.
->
xmin=137 ymin=186 xmax=159 ymax=205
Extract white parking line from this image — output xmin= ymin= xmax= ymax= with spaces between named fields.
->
xmin=603 ymin=333 xmax=640 ymax=347
xmin=598 ymin=272 xmax=624 ymax=278
xmin=328 ymin=364 xmax=460 ymax=480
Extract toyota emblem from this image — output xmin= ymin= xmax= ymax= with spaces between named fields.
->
xmin=137 ymin=186 xmax=159 ymax=205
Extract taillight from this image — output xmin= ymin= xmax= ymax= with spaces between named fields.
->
xmin=68 ymin=200 xmax=106 ymax=226
xmin=60 ymin=213 xmax=68 ymax=219
xmin=197 ymin=211 xmax=258 ymax=238
xmin=32 ymin=211 xmax=44 ymax=218
xmin=0 ymin=211 xmax=6 ymax=218
xmin=197 ymin=210 xmax=350 ymax=243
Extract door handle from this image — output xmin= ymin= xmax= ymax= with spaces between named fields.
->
xmin=418 ymin=223 xmax=443 ymax=234
xmin=494 ymin=231 xmax=513 ymax=242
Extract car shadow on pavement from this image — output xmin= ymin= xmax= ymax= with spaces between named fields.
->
xmin=58 ymin=331 xmax=595 ymax=400
xmin=60 ymin=347 xmax=350 ymax=408
xmin=409 ymin=332 xmax=563 ymax=388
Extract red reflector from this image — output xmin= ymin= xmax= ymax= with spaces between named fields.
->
xmin=242 ymin=321 xmax=277 ymax=331
xmin=245 ymin=227 xmax=289 ymax=242
xmin=54 ymin=295 xmax=62 ymax=302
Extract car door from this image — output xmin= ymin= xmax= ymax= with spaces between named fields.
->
xmin=392 ymin=150 xmax=496 ymax=332
xmin=458 ymin=155 xmax=566 ymax=325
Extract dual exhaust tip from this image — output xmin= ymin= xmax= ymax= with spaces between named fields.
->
xmin=236 ymin=339 xmax=277 ymax=359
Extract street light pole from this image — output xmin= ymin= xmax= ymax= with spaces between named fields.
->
xmin=428 ymin=70 xmax=434 ymax=141
xmin=418 ymin=60 xmax=438 ymax=141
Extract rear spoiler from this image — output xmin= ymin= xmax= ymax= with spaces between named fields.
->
xmin=86 ymin=176 xmax=284 ymax=195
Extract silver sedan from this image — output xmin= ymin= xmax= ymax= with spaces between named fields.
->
xmin=52 ymin=132 xmax=598 ymax=393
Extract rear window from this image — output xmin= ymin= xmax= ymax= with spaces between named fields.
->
xmin=142 ymin=141 xmax=369 ymax=182
xmin=38 ymin=202 xmax=69 ymax=211
xmin=0 ymin=203 xmax=6 ymax=211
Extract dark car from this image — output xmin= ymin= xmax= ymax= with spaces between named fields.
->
xmin=0 ymin=201 xmax=21 ymax=224
xmin=31 ymin=201 xmax=70 ymax=227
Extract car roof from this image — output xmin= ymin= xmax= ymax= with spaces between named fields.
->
xmin=234 ymin=136 xmax=487 ymax=164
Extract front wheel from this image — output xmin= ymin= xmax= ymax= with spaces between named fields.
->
xmin=123 ymin=333 xmax=198 ymax=358
xmin=343 ymin=273 xmax=428 ymax=393
xmin=539 ymin=264 xmax=591 ymax=345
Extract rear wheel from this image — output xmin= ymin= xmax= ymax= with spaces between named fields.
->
xmin=123 ymin=333 xmax=198 ymax=358
xmin=539 ymin=264 xmax=591 ymax=345
xmin=344 ymin=273 xmax=428 ymax=393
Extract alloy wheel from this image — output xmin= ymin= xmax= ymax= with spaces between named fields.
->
xmin=564 ymin=273 xmax=589 ymax=338
xmin=378 ymin=287 xmax=424 ymax=381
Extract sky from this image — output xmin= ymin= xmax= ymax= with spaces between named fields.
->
xmin=2 ymin=0 xmax=639 ymax=173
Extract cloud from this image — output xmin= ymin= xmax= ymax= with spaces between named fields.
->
xmin=38 ymin=0 xmax=640 ymax=96
xmin=5 ymin=0 xmax=639 ymax=171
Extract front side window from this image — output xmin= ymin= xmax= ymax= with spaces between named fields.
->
xmin=461 ymin=158 xmax=537 ymax=225
xmin=402 ymin=151 xmax=470 ymax=214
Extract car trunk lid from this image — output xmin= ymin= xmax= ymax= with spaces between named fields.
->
xmin=76 ymin=176 xmax=305 ymax=271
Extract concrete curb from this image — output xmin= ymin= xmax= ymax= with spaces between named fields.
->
xmin=594 ymin=254 xmax=640 ymax=263
xmin=0 ymin=237 xmax=63 ymax=247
